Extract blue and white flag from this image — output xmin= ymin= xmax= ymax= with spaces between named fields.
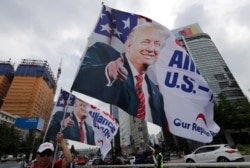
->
xmin=46 ymin=89 xmax=119 ymax=158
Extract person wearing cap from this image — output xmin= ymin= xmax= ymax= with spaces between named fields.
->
xmin=153 ymin=144 xmax=163 ymax=168
xmin=32 ymin=132 xmax=73 ymax=168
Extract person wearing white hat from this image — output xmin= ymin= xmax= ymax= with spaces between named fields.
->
xmin=32 ymin=132 xmax=73 ymax=168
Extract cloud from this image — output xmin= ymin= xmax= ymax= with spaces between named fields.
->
xmin=173 ymin=4 xmax=208 ymax=28
xmin=0 ymin=1 xmax=250 ymax=137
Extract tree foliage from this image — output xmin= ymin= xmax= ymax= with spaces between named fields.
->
xmin=214 ymin=94 xmax=250 ymax=132
xmin=0 ymin=125 xmax=43 ymax=159
xmin=0 ymin=123 xmax=19 ymax=156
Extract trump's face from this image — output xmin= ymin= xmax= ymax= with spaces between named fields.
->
xmin=126 ymin=27 xmax=165 ymax=68
xmin=74 ymin=98 xmax=88 ymax=120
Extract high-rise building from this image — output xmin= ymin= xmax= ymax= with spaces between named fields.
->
xmin=1 ymin=59 xmax=56 ymax=131
xmin=119 ymin=111 xmax=131 ymax=147
xmin=172 ymin=23 xmax=245 ymax=104
xmin=0 ymin=60 xmax=14 ymax=107
xmin=111 ymin=105 xmax=121 ymax=155
xmin=129 ymin=117 xmax=148 ymax=150
xmin=119 ymin=107 xmax=149 ymax=153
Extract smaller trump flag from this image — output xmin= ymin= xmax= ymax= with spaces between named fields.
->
xmin=46 ymin=89 xmax=119 ymax=159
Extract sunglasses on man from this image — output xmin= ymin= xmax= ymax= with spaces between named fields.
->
xmin=39 ymin=150 xmax=53 ymax=157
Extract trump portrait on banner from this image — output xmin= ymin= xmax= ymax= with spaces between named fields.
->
xmin=46 ymin=97 xmax=95 ymax=145
xmin=72 ymin=23 xmax=168 ymax=128
xmin=46 ymin=89 xmax=119 ymax=159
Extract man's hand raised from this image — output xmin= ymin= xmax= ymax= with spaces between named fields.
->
xmin=107 ymin=57 xmax=128 ymax=82
xmin=62 ymin=114 xmax=74 ymax=128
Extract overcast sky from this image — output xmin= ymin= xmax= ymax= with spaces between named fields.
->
xmin=1 ymin=0 xmax=250 ymax=136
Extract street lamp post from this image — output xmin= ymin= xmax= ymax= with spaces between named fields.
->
xmin=29 ymin=135 xmax=38 ymax=162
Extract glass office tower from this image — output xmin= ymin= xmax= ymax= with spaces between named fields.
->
xmin=172 ymin=23 xmax=245 ymax=104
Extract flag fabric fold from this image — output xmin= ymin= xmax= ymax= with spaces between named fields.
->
xmin=71 ymin=4 xmax=220 ymax=143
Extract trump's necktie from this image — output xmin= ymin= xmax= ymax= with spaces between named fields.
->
xmin=79 ymin=120 xmax=85 ymax=143
xmin=136 ymin=74 xmax=145 ymax=120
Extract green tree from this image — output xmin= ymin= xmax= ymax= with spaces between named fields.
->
xmin=0 ymin=123 xmax=19 ymax=156
xmin=214 ymin=93 xmax=235 ymax=130
xmin=233 ymin=98 xmax=250 ymax=132
xmin=214 ymin=93 xmax=237 ymax=144
xmin=17 ymin=129 xmax=43 ymax=160
xmin=214 ymin=94 xmax=250 ymax=144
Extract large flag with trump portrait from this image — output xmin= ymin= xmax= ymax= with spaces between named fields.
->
xmin=71 ymin=4 xmax=220 ymax=143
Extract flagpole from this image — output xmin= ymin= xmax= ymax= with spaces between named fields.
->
xmin=42 ymin=86 xmax=63 ymax=143
xmin=51 ymin=91 xmax=72 ymax=168
xmin=43 ymin=56 xmax=63 ymax=142
xmin=110 ymin=104 xmax=115 ymax=158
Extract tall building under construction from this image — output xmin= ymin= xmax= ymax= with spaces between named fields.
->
xmin=1 ymin=59 xmax=57 ymax=131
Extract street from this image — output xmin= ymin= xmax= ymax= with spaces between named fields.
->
xmin=0 ymin=160 xmax=26 ymax=168
xmin=169 ymin=155 xmax=250 ymax=163
xmin=1 ymin=156 xmax=250 ymax=168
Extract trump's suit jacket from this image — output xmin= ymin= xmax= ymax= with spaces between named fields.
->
xmin=46 ymin=111 xmax=95 ymax=145
xmin=72 ymin=42 xmax=167 ymax=128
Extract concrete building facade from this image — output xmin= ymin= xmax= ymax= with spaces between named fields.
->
xmin=119 ymin=108 xmax=149 ymax=155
